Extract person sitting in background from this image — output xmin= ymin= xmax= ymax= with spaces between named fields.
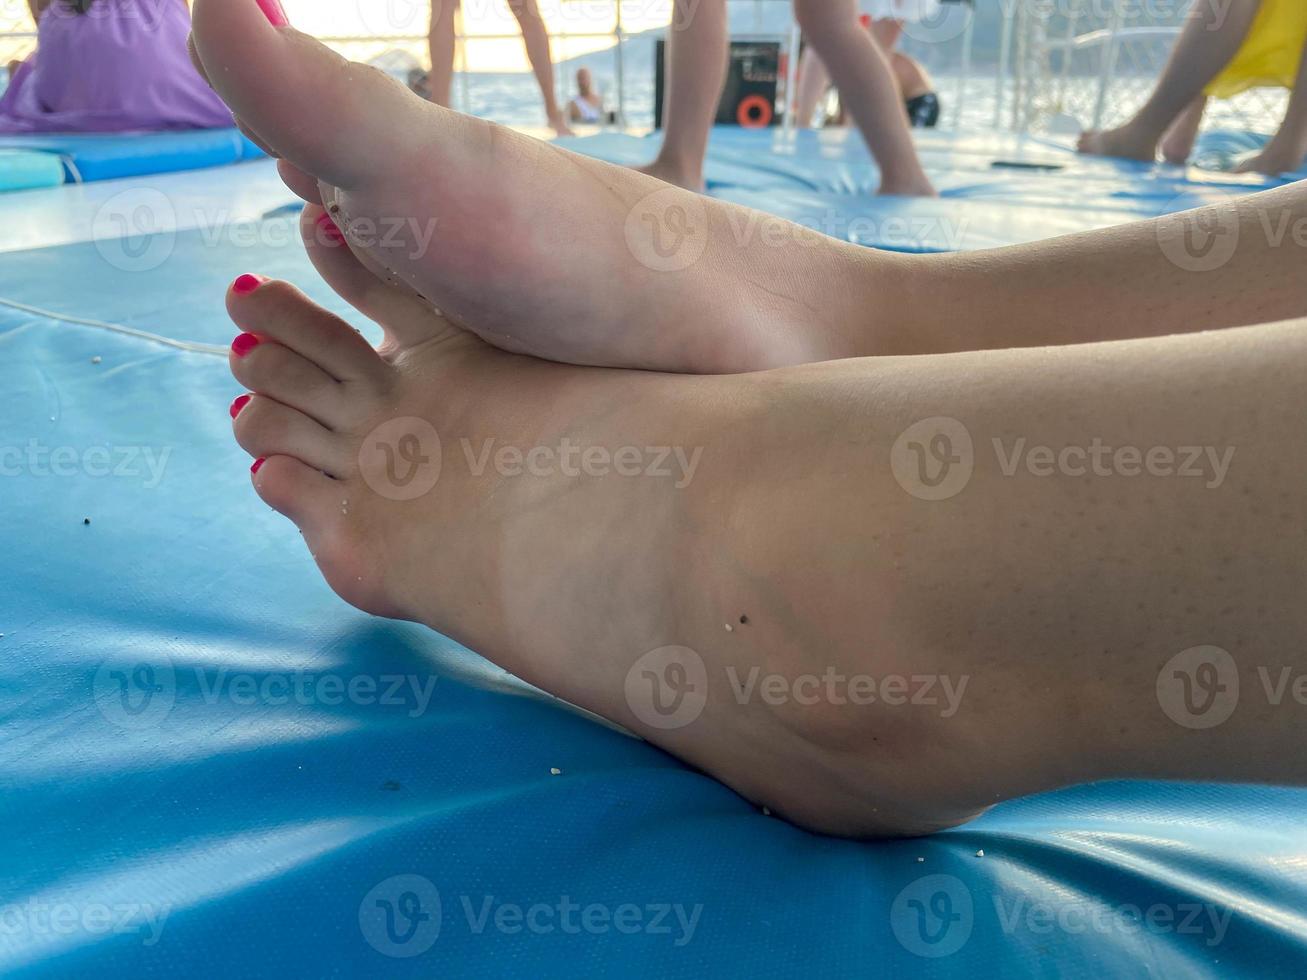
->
xmin=796 ymin=7 xmax=941 ymax=130
xmin=1079 ymin=0 xmax=1307 ymax=175
xmin=0 ymin=0 xmax=231 ymax=133
xmin=566 ymin=67 xmax=605 ymax=125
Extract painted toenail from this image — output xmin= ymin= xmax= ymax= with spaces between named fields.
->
xmin=232 ymin=274 xmax=268 ymax=295
xmin=316 ymin=210 xmax=346 ymax=245
xmin=250 ymin=458 xmax=266 ymax=475
xmin=229 ymin=394 xmax=252 ymax=419
xmin=254 ymin=0 xmax=289 ymax=28
xmin=232 ymin=333 xmax=261 ymax=358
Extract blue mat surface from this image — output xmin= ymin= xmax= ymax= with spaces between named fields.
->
xmin=3 ymin=131 xmax=1307 ymax=977
xmin=0 ymin=128 xmax=263 ymax=184
xmin=559 ymin=127 xmax=1288 ymax=251
xmin=0 ymin=149 xmax=64 ymax=192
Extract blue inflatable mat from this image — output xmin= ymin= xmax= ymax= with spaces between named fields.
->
xmin=0 ymin=149 xmax=64 ymax=192
xmin=3 ymin=146 xmax=1307 ymax=975
xmin=0 ymin=128 xmax=263 ymax=184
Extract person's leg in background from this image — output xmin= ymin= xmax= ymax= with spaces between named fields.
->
xmin=427 ymin=0 xmax=458 ymax=108
xmin=1079 ymin=0 xmax=1262 ymax=161
xmin=640 ymin=0 xmax=728 ymax=190
xmin=1159 ymin=95 xmax=1208 ymax=164
xmin=793 ymin=0 xmax=935 ymax=195
xmin=1234 ymin=29 xmax=1307 ymax=174
xmin=507 ymin=0 xmax=572 ymax=136
xmin=794 ymin=45 xmax=832 ymax=127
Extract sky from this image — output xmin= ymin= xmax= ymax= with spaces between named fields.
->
xmin=0 ymin=0 xmax=677 ymax=70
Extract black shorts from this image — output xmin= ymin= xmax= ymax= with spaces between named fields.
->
xmin=905 ymin=92 xmax=940 ymax=129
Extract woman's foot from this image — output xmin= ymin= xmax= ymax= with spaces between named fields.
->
xmin=1077 ymin=123 xmax=1159 ymax=162
xmin=1233 ymin=138 xmax=1306 ymax=177
xmin=224 ymin=273 xmax=1011 ymax=837
xmin=190 ymin=0 xmax=894 ymax=374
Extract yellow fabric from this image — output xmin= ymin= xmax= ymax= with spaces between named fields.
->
xmin=1205 ymin=0 xmax=1307 ymax=98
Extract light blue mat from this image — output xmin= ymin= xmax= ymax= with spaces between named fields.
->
xmin=2 ymin=130 xmax=1306 ymax=976
xmin=0 ymin=149 xmax=64 ymax=192
xmin=0 ymin=128 xmax=263 ymax=184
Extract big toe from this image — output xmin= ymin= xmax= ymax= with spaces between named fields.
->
xmin=191 ymin=0 xmax=418 ymax=189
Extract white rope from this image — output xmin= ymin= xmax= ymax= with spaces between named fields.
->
xmin=0 ymin=295 xmax=228 ymax=356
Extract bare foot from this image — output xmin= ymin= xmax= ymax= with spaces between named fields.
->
xmin=1233 ymin=140 xmax=1306 ymax=177
xmin=877 ymin=173 xmax=939 ymax=198
xmin=548 ymin=112 xmax=575 ymax=138
xmin=191 ymin=0 xmax=892 ymax=374
xmin=635 ymin=157 xmax=706 ymax=193
xmin=1077 ymin=124 xmax=1158 ymax=163
xmin=1159 ymin=128 xmax=1194 ymax=166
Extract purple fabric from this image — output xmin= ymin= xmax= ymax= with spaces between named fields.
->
xmin=0 ymin=0 xmax=232 ymax=133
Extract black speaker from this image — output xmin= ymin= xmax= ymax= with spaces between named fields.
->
xmin=654 ymin=40 xmax=782 ymax=129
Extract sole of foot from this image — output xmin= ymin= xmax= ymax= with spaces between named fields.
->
xmin=191 ymin=0 xmax=884 ymax=375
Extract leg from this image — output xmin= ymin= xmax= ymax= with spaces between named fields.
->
xmin=794 ymin=45 xmax=832 ymax=128
xmin=641 ymin=0 xmax=728 ymax=190
xmin=1235 ymin=32 xmax=1307 ymax=175
xmin=228 ymin=250 xmax=1307 ymax=836
xmin=793 ymin=0 xmax=935 ymax=196
xmin=191 ymin=0 xmax=1307 ymax=373
xmin=507 ymin=0 xmax=571 ymax=136
xmin=1160 ymin=95 xmax=1207 ymax=164
xmin=1079 ymin=0 xmax=1262 ymax=161
xmin=427 ymin=0 xmax=457 ymax=107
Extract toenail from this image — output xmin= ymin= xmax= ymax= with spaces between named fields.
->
xmin=254 ymin=0 xmax=289 ymax=28
xmin=229 ymin=394 xmax=252 ymax=419
xmin=316 ymin=210 xmax=346 ymax=245
xmin=251 ymin=458 xmax=266 ymax=475
xmin=232 ymin=333 xmax=261 ymax=357
xmin=232 ymin=273 xmax=268 ymax=296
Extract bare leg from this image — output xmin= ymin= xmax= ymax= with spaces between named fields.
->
xmin=1235 ymin=31 xmax=1307 ymax=175
xmin=794 ymin=46 xmax=832 ymax=128
xmin=793 ymin=0 xmax=934 ymax=196
xmin=1160 ymin=95 xmax=1207 ymax=164
xmin=876 ymin=182 xmax=1307 ymax=355
xmin=230 ymin=262 xmax=1307 ymax=836
xmin=641 ymin=0 xmax=729 ymax=190
xmin=508 ymin=0 xmax=572 ymax=136
xmin=1079 ymin=0 xmax=1262 ymax=161
xmin=427 ymin=0 xmax=457 ymax=107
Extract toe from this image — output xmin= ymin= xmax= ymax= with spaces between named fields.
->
xmin=191 ymin=0 xmax=419 ymax=188
xmin=233 ymin=395 xmax=350 ymax=478
xmin=299 ymin=206 xmax=472 ymax=350
xmin=229 ymin=337 xmax=361 ymax=430
xmin=249 ymin=454 xmax=339 ymax=537
xmin=250 ymin=456 xmax=396 ymax=617
xmin=227 ymin=277 xmax=389 ymax=387
xmin=277 ymin=160 xmax=324 ymax=205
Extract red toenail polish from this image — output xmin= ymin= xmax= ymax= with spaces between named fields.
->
xmin=255 ymin=0 xmax=289 ymax=28
xmin=229 ymin=394 xmax=252 ymax=418
xmin=232 ymin=333 xmax=261 ymax=357
xmin=316 ymin=210 xmax=346 ymax=245
xmin=251 ymin=458 xmax=266 ymax=475
xmin=232 ymin=273 xmax=268 ymax=295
